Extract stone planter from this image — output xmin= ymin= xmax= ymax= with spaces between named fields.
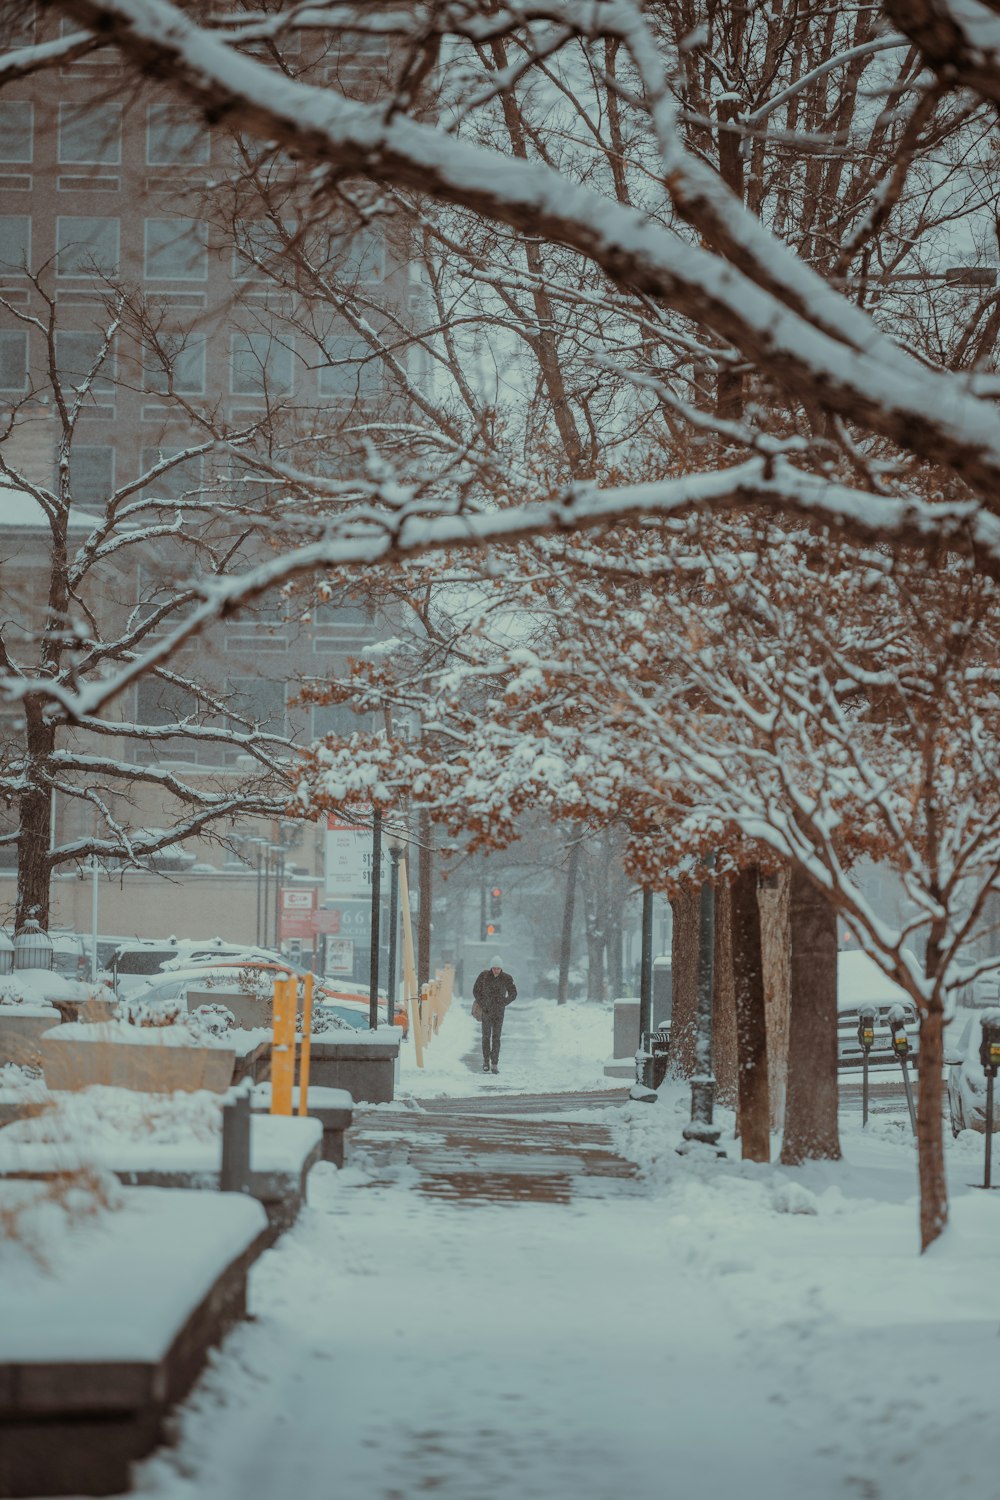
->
xmin=0 ymin=1006 xmax=61 ymax=1069
xmin=40 ymin=1025 xmax=236 ymax=1094
xmin=188 ymin=987 xmax=270 ymax=1031
xmin=304 ymin=1032 xmax=401 ymax=1104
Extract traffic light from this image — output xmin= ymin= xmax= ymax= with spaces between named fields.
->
xmin=489 ymin=886 xmax=502 ymax=937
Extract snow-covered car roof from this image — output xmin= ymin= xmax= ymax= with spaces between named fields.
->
xmin=837 ymin=950 xmax=915 ymax=1012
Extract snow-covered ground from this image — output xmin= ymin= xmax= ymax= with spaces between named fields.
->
xmin=107 ymin=995 xmax=1000 ymax=1500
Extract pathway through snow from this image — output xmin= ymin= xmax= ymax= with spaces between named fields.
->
xmin=128 ymin=996 xmax=997 ymax=1500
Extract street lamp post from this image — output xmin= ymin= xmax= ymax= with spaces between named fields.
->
xmin=368 ymin=809 xmax=382 ymax=1030
xmin=385 ymin=829 xmax=406 ymax=1029
xmin=271 ymin=845 xmax=285 ymax=951
xmin=638 ymin=888 xmax=654 ymax=1039
xmin=679 ymin=853 xmax=724 ymax=1156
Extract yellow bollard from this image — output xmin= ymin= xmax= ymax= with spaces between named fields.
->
xmin=270 ymin=975 xmax=296 ymax=1116
xmin=298 ymin=972 xmax=314 ymax=1117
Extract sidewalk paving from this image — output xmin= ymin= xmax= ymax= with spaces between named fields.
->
xmin=126 ymin=998 xmax=997 ymax=1500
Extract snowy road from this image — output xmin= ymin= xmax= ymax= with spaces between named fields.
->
xmin=128 ymin=998 xmax=998 ymax=1500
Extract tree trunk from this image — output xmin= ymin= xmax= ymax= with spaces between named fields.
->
xmin=557 ymin=836 xmax=580 ymax=1005
xmin=670 ymin=885 xmax=700 ymax=1077
xmin=760 ymin=869 xmax=791 ymax=1130
xmin=712 ymin=879 xmax=738 ymax=1109
xmin=915 ymin=1001 xmax=948 ymax=1250
xmin=780 ymin=862 xmax=840 ymax=1164
xmin=16 ymin=709 xmax=55 ymax=931
xmin=732 ymin=866 xmax=771 ymax=1163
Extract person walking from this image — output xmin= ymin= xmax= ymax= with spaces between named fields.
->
xmin=473 ymin=955 xmax=517 ymax=1074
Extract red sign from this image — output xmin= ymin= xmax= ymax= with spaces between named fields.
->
xmin=313 ymin=908 xmax=342 ymax=935
xmin=278 ymin=887 xmax=317 ymax=941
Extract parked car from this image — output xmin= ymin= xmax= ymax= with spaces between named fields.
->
xmin=945 ymin=1013 xmax=1000 ymax=1135
xmin=837 ymin=950 xmax=920 ymax=1068
xmin=48 ymin=932 xmax=89 ymax=980
xmin=129 ymin=958 xmax=406 ymax=1033
xmin=105 ymin=937 xmax=277 ymax=998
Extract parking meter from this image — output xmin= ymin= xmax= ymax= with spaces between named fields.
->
xmin=857 ymin=1003 xmax=877 ymax=1052
xmin=978 ymin=1011 xmax=1000 ymax=1075
xmin=979 ymin=1011 xmax=1000 ymax=1189
xmin=857 ymin=1003 xmax=877 ymax=1127
xmin=887 ymin=1003 xmax=917 ymax=1135
xmin=887 ymin=1004 xmax=909 ymax=1058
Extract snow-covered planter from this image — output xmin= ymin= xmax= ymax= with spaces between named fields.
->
xmin=39 ymin=1017 xmax=237 ymax=1095
xmin=2 ymin=970 xmax=118 ymax=1024
xmin=0 ymin=978 xmax=63 ymax=1068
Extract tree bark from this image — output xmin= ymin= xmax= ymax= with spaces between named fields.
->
xmin=16 ymin=707 xmax=56 ymax=931
xmin=732 ymin=866 xmax=771 ymax=1163
xmin=915 ymin=1000 xmax=948 ymax=1251
xmin=780 ymin=862 xmax=841 ymax=1164
xmin=712 ymin=879 xmax=738 ymax=1108
xmin=670 ymin=885 xmax=700 ymax=1077
xmin=760 ymin=869 xmax=791 ymax=1130
xmin=557 ymin=835 xmax=580 ymax=1005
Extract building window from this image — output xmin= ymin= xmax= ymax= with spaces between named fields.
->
xmin=146 ymin=104 xmax=210 ymax=166
xmin=69 ymin=445 xmax=114 ymax=507
xmin=144 ymin=218 xmax=208 ymax=281
xmin=232 ymin=219 xmax=288 ymax=280
xmin=135 ymin=676 xmax=206 ymax=727
xmin=226 ymin=676 xmax=287 ymax=735
xmin=0 ymin=330 xmax=28 ymax=391
xmin=141 ymin=446 xmax=205 ymax=501
xmin=0 ymin=102 xmax=33 ymax=164
xmin=318 ymin=335 xmax=382 ymax=399
xmin=0 ymin=216 xmax=30 ymax=275
xmin=56 ymin=216 xmax=119 ymax=277
xmin=58 ymin=102 xmax=122 ymax=165
xmin=311 ymin=703 xmax=375 ymax=738
xmin=319 ymin=225 xmax=384 ymax=283
xmin=144 ymin=332 xmax=206 ymax=394
xmin=55 ymin=330 xmax=115 ymax=396
xmin=231 ymin=332 xmax=293 ymax=396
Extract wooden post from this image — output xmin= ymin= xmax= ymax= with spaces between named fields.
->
xmin=399 ymin=857 xmax=424 ymax=1068
xmin=270 ymin=975 xmax=296 ymax=1116
xmin=298 ymin=972 xmax=314 ymax=1117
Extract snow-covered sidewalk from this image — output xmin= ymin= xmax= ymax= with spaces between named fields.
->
xmin=124 ymin=998 xmax=997 ymax=1500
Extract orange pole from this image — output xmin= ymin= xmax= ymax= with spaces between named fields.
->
xmin=298 ymin=972 xmax=314 ymax=1117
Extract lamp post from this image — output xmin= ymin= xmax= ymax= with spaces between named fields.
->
xmin=368 ymin=809 xmax=382 ymax=1030
xmin=679 ymin=852 xmax=724 ymax=1156
xmin=385 ymin=828 xmax=406 ymax=1028
xmin=270 ymin=844 xmax=285 ymax=951
xmin=638 ymin=888 xmax=654 ymax=1039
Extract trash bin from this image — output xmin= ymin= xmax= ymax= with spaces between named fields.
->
xmin=635 ymin=1027 xmax=670 ymax=1090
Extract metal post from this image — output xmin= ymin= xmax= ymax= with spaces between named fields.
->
xmin=369 ymin=809 xmax=382 ymax=1030
xmin=387 ymin=846 xmax=401 ymax=1029
xmin=90 ymin=854 xmax=99 ymax=983
xmin=898 ymin=1054 xmax=917 ymax=1135
xmin=273 ymin=850 xmax=285 ymax=951
xmin=255 ymin=845 xmax=263 ymax=948
xmin=262 ymin=849 xmax=271 ymax=953
xmin=680 ymin=854 xmax=723 ymax=1154
xmin=220 ymin=1093 xmax=251 ymax=1193
xmin=985 ymin=1072 xmax=995 ymax=1190
xmin=638 ymin=888 xmax=653 ymax=1039
xmin=863 ymin=1047 xmax=870 ymax=1127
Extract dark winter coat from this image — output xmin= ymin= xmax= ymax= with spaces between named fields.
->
xmin=473 ymin=968 xmax=517 ymax=1014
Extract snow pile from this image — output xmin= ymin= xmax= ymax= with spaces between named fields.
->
xmin=0 ymin=1171 xmax=124 ymax=1274
xmin=1 ymin=1085 xmax=226 ymax=1147
xmin=0 ymin=970 xmax=114 ymax=1007
xmin=54 ymin=1019 xmax=236 ymax=1048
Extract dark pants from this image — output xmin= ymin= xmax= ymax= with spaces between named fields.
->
xmin=481 ymin=1005 xmax=505 ymax=1066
